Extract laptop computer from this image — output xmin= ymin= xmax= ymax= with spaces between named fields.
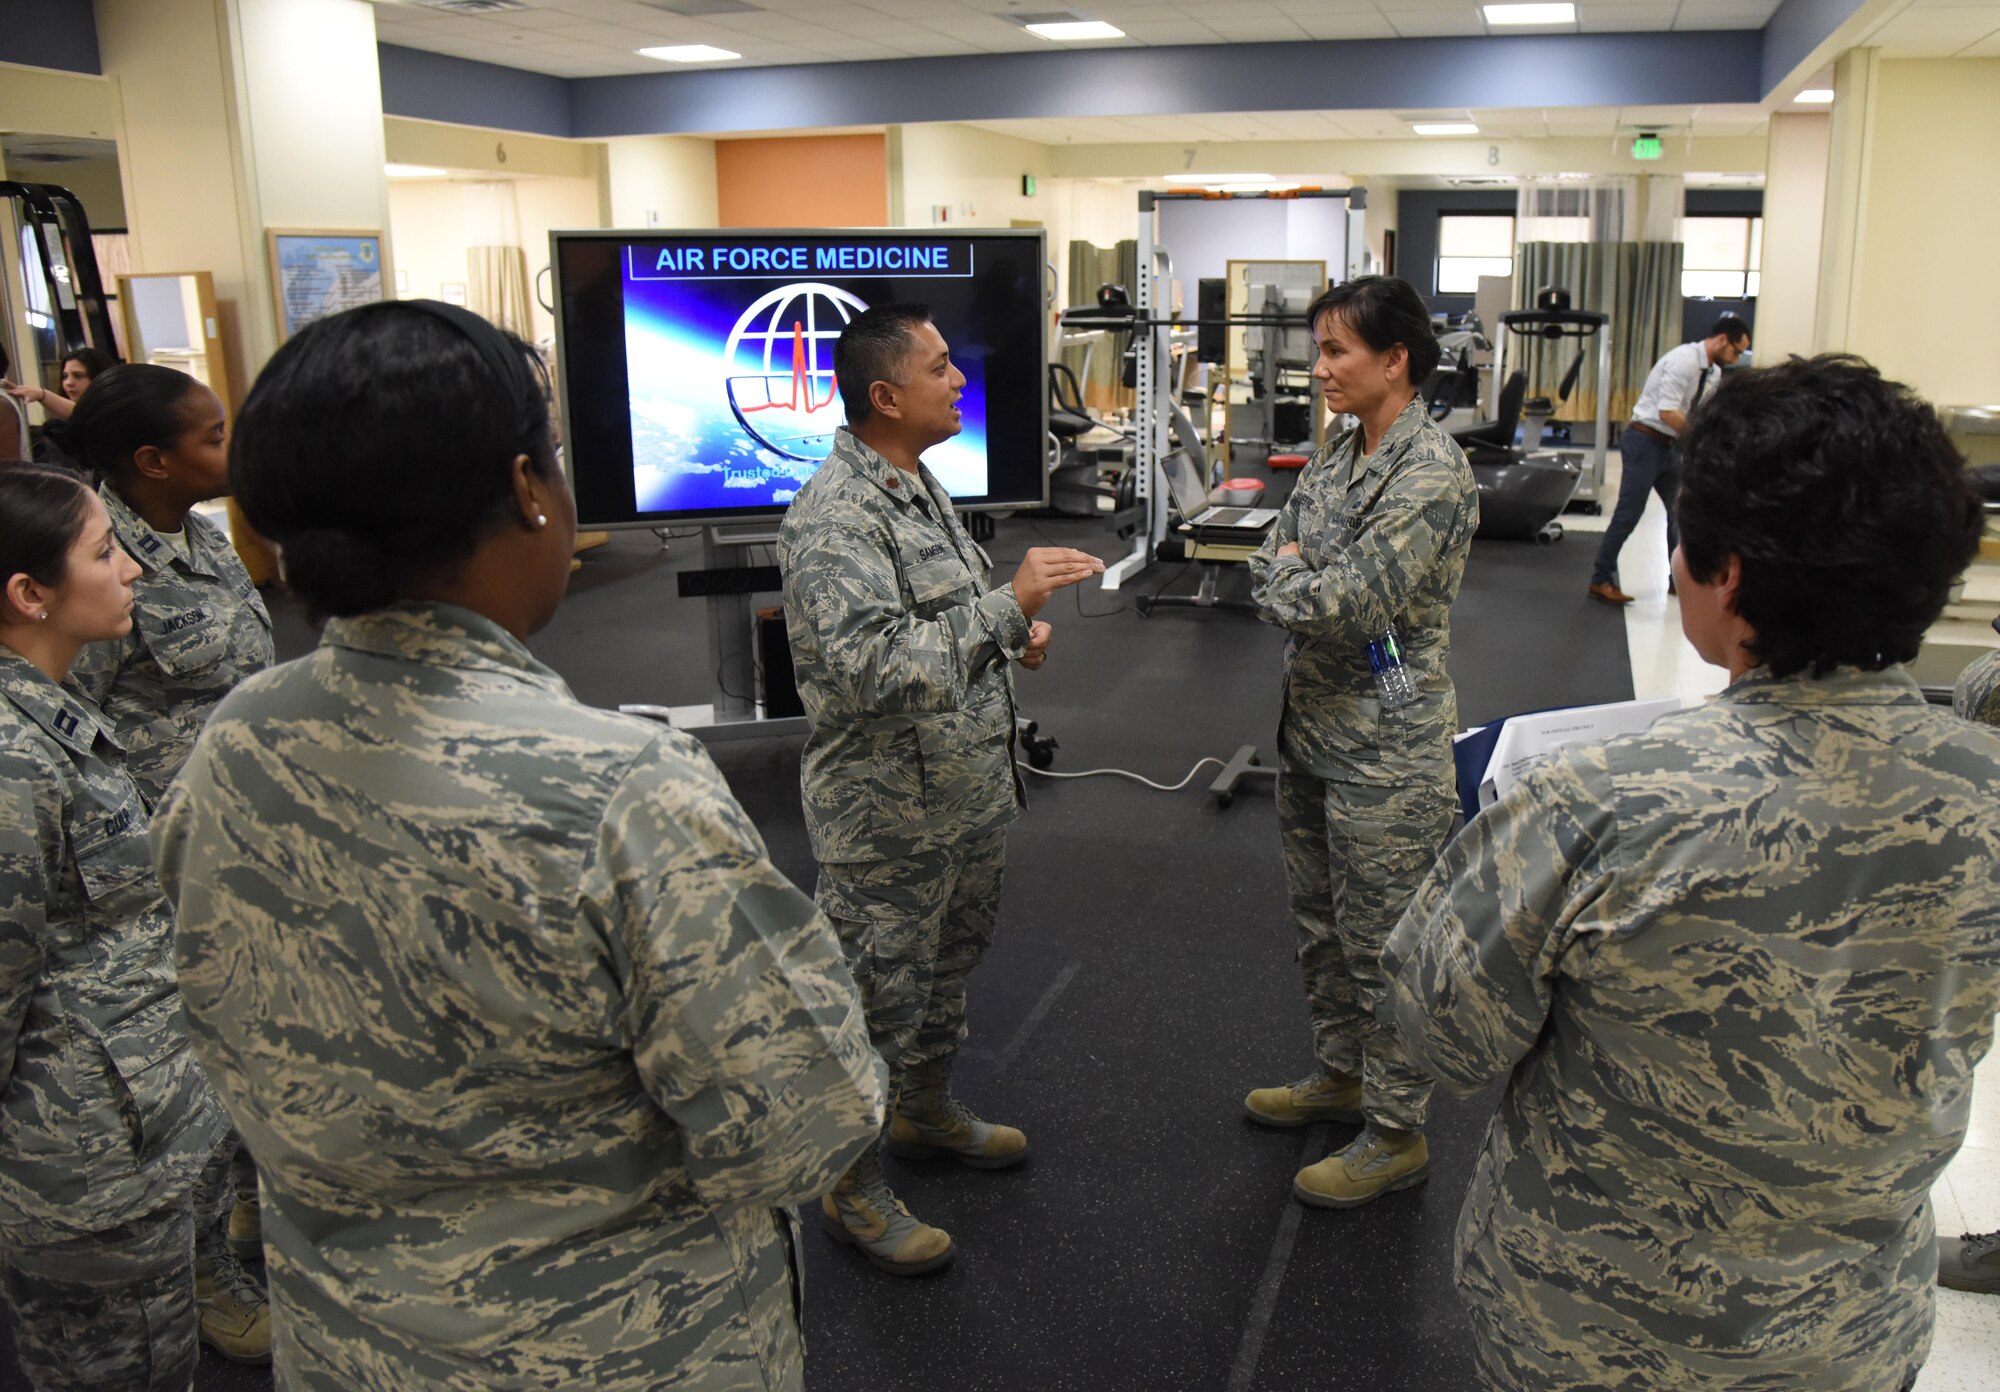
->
xmin=1160 ymin=448 xmax=1280 ymax=543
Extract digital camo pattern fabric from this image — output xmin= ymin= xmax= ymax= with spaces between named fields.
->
xmin=152 ymin=602 xmax=886 ymax=1391
xmin=0 ymin=649 xmax=225 ymax=1246
xmin=1383 ymin=666 xmax=2000 ymax=1392
xmin=1276 ymin=768 xmax=1454 ymax=1130
xmin=1248 ymin=396 xmax=1478 ymax=789
xmin=71 ymin=482 xmax=273 ymax=808
xmin=779 ymin=428 xmax=1029 ymax=866
xmin=0 ymin=1198 xmax=199 ymax=1391
xmin=815 ymin=826 xmax=1007 ymax=1079
xmin=1955 ymin=647 xmax=2000 ymax=727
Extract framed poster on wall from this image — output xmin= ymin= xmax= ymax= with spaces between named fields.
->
xmin=266 ymin=229 xmax=385 ymax=341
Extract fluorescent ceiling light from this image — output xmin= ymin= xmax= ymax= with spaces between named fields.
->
xmin=636 ymin=44 xmax=741 ymax=62
xmin=1796 ymin=88 xmax=1835 ymax=103
xmin=1411 ymin=123 xmax=1480 ymax=136
xmin=1483 ymin=3 xmax=1576 ymax=24
xmin=384 ymin=163 xmax=448 ymax=178
xmin=1164 ymin=172 xmax=1275 ymax=184
xmin=1024 ymin=21 xmax=1124 ymax=41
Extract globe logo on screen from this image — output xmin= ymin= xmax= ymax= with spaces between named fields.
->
xmin=724 ymin=282 xmax=870 ymax=461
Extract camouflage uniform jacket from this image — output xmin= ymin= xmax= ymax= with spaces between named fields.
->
xmin=779 ymin=428 xmax=1029 ymax=865
xmin=1248 ymin=397 xmax=1477 ymax=787
xmin=1955 ymin=646 xmax=2000 ymax=726
xmin=151 ymin=602 xmax=887 ymax=1391
xmin=72 ymin=483 xmax=273 ymax=808
xmin=1382 ymin=666 xmax=2000 ymax=1390
xmin=0 ymin=650 xmax=226 ymax=1244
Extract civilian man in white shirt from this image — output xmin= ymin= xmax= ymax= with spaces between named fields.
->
xmin=1588 ymin=314 xmax=1750 ymax=605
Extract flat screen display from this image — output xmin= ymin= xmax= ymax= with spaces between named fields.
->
xmin=552 ymin=228 xmax=1048 ymax=529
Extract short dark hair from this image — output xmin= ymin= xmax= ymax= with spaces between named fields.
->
xmin=229 ymin=301 xmax=556 ymax=619
xmin=1710 ymin=314 xmax=1751 ymax=346
xmin=0 ymin=460 xmax=96 ymax=592
xmin=835 ymin=304 xmax=931 ymax=425
xmin=1304 ymin=276 xmax=1442 ymax=386
xmin=67 ymin=363 xmax=209 ymax=486
xmin=1677 ymin=354 xmax=1981 ymax=679
xmin=62 ymin=347 xmax=115 ymax=382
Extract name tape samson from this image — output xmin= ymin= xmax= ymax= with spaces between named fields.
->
xmin=628 ymin=240 xmax=974 ymax=280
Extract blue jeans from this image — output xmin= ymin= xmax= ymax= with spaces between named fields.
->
xmin=1592 ymin=425 xmax=1680 ymax=587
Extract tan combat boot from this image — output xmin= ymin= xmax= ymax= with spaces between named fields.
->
xmin=887 ymin=1059 xmax=1028 ymax=1169
xmin=1243 ymin=1072 xmax=1364 ymax=1128
xmin=195 ymin=1256 xmax=272 ymax=1364
xmin=1292 ymin=1125 xmax=1429 ymax=1208
xmin=819 ymin=1144 xmax=955 ymax=1277
xmin=226 ymin=1194 xmax=262 ymax=1265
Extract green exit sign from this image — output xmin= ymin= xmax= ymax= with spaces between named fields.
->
xmin=1631 ymin=133 xmax=1663 ymax=161
xmin=1022 ymin=174 xmax=1038 ymax=196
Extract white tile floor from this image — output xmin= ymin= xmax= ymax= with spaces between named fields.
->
xmin=1578 ymin=454 xmax=2000 ymax=1384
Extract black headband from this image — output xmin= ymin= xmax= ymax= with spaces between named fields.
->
xmin=399 ymin=299 xmax=537 ymax=422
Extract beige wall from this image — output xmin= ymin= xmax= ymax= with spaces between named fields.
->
xmin=892 ymin=123 xmax=1051 ymax=230
xmin=386 ymin=173 xmax=602 ymax=345
xmin=605 ymin=135 xmax=718 ymax=231
xmin=99 ymin=0 xmax=392 ymax=383
xmin=1756 ymin=113 xmax=1830 ymax=364
xmin=1819 ymin=54 xmax=2000 ymax=404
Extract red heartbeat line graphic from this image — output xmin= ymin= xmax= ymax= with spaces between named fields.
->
xmin=741 ymin=320 xmax=839 ymax=413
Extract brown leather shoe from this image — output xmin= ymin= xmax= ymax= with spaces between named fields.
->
xmin=1588 ymin=581 xmax=1635 ymax=605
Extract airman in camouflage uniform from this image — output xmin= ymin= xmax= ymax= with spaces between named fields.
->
xmin=1954 ymin=643 xmax=2000 ymax=726
xmin=72 ymin=478 xmax=277 ymax=1362
xmin=0 ymin=647 xmax=229 ymax=1390
xmin=72 ymin=481 xmax=273 ymax=809
xmin=1382 ymin=666 xmax=2000 ymax=1392
xmin=779 ymin=306 xmax=1100 ymax=1276
xmin=1245 ymin=391 xmax=1477 ymax=1200
xmin=151 ymin=601 xmax=887 ymax=1389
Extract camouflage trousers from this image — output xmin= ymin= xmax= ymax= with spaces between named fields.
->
xmin=1276 ymin=765 xmax=1454 ymax=1132
xmin=0 ymin=1199 xmax=198 ymax=1392
xmin=0 ymin=1134 xmax=241 ymax=1390
xmin=815 ymin=827 xmax=1007 ymax=1099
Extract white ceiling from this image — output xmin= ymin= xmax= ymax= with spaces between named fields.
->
xmin=364 ymin=0 xmax=2000 ymax=156
xmin=367 ymin=0 xmax=1791 ymax=78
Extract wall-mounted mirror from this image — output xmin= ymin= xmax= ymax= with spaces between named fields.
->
xmin=119 ymin=270 xmax=239 ymax=411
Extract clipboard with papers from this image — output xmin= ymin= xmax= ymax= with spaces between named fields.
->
xmin=1451 ymin=695 xmax=1684 ymax=822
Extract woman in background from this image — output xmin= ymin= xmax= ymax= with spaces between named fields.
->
xmin=0 ymin=460 xmax=228 ymax=1390
xmin=153 ymin=299 xmax=885 ymax=1389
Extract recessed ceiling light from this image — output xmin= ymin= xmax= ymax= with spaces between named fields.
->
xmin=1024 ymin=21 xmax=1124 ymax=41
xmin=1483 ymin=3 xmax=1576 ymax=24
xmin=1412 ymin=123 xmax=1480 ymax=136
xmin=384 ymin=163 xmax=449 ymax=178
xmin=1796 ymin=88 xmax=1835 ymax=103
xmin=636 ymin=44 xmax=742 ymax=62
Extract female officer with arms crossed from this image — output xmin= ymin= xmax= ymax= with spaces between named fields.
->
xmin=1243 ymin=275 xmax=1478 ymax=1208
xmin=0 ymin=460 xmax=228 ymax=1389
xmin=151 ymin=300 xmax=887 ymax=1390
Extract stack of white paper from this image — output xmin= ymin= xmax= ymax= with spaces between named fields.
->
xmin=1478 ymin=696 xmax=1685 ymax=809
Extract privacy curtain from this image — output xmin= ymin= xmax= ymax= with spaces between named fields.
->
xmin=1063 ymin=238 xmax=1139 ymax=412
xmin=1511 ymin=176 xmax=1685 ymax=427
xmin=461 ymin=182 xmax=533 ymax=342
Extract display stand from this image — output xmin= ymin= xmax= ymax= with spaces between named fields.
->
xmin=628 ymin=526 xmax=808 ymax=745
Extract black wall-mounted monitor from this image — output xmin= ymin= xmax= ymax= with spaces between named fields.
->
xmin=551 ymin=227 xmax=1049 ymax=530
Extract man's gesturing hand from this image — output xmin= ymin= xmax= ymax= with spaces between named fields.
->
xmin=1012 ymin=547 xmax=1105 ymax=618
xmin=1017 ymin=620 xmax=1053 ymax=670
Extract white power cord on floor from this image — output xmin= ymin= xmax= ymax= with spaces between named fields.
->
xmin=1015 ymin=755 xmax=1224 ymax=792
